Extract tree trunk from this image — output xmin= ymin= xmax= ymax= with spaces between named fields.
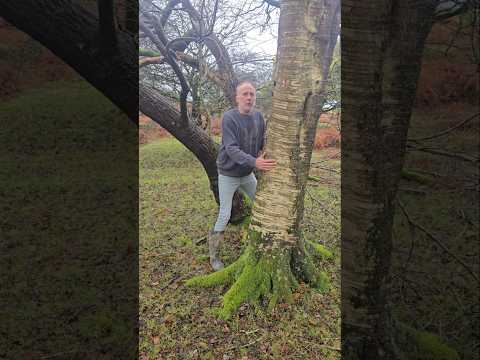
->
xmin=187 ymin=0 xmax=340 ymax=319
xmin=341 ymin=1 xmax=435 ymax=358
xmin=0 ymin=0 xmax=138 ymax=123
xmin=139 ymin=83 xmax=249 ymax=223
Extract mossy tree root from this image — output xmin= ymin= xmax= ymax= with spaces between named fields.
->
xmin=292 ymin=239 xmax=330 ymax=292
xmin=186 ymin=231 xmax=332 ymax=319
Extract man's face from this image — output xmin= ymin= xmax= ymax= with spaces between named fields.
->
xmin=236 ymin=83 xmax=256 ymax=114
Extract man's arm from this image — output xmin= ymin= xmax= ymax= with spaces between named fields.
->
xmin=222 ymin=115 xmax=257 ymax=168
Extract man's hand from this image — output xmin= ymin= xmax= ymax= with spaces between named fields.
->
xmin=255 ymin=152 xmax=276 ymax=171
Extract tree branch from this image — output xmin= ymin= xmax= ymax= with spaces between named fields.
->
xmin=139 ymin=56 xmax=164 ymax=67
xmin=397 ymin=200 xmax=478 ymax=283
xmin=0 ymin=0 xmax=138 ymax=123
xmin=139 ymin=12 xmax=190 ymax=125
xmin=408 ymin=113 xmax=479 ymax=142
xmin=98 ymin=0 xmax=118 ymax=52
xmin=406 ymin=144 xmax=479 ymax=163
xmin=160 ymin=0 xmax=182 ymax=26
xmin=263 ymin=0 xmax=281 ymax=8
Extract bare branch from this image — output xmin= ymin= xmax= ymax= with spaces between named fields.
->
xmin=160 ymin=0 xmax=182 ymax=26
xmin=139 ymin=13 xmax=190 ymax=124
xmin=408 ymin=113 xmax=479 ymax=142
xmin=263 ymin=0 xmax=280 ymax=8
xmin=139 ymin=56 xmax=164 ymax=67
xmin=406 ymin=144 xmax=479 ymax=162
xmin=208 ymin=0 xmax=220 ymax=34
xmin=397 ymin=200 xmax=479 ymax=283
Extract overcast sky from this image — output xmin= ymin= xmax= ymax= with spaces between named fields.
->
xmin=245 ymin=26 xmax=278 ymax=56
xmin=244 ymin=7 xmax=279 ymax=57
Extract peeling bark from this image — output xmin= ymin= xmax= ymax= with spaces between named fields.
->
xmin=188 ymin=0 xmax=340 ymax=318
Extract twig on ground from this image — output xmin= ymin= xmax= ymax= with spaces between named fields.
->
xmin=306 ymin=189 xmax=339 ymax=220
xmin=311 ymin=165 xmax=340 ymax=173
xmin=311 ymin=151 xmax=340 ymax=164
xmin=194 ymin=235 xmax=207 ymax=245
xmin=319 ymin=344 xmax=341 ymax=352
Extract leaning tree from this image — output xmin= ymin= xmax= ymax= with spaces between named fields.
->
xmin=187 ymin=0 xmax=341 ymax=319
xmin=139 ymin=0 xmax=280 ymax=221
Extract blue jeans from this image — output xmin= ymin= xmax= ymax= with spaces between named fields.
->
xmin=213 ymin=173 xmax=257 ymax=232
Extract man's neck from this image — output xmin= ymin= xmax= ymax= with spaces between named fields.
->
xmin=238 ymin=107 xmax=253 ymax=115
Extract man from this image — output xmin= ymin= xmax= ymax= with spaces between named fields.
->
xmin=208 ymin=80 xmax=276 ymax=271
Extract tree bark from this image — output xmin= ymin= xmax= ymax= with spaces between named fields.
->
xmin=0 ymin=0 xmax=138 ymax=123
xmin=187 ymin=0 xmax=340 ymax=319
xmin=341 ymin=1 xmax=435 ymax=358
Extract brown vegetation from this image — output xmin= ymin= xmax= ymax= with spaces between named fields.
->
xmin=140 ymin=112 xmax=341 ymax=151
xmin=139 ymin=114 xmax=170 ymax=145
xmin=415 ymin=16 xmax=478 ymax=107
xmin=0 ymin=19 xmax=77 ymax=98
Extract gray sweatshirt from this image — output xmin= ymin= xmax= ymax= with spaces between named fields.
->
xmin=216 ymin=108 xmax=265 ymax=177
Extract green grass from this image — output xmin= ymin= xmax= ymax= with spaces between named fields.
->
xmin=0 ymin=80 xmax=137 ymax=358
xmin=391 ymin=104 xmax=479 ymax=359
xmin=140 ymin=138 xmax=341 ymax=359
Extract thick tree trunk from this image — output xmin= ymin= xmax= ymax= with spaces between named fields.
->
xmin=341 ymin=1 xmax=435 ymax=358
xmin=187 ymin=0 xmax=340 ymax=319
xmin=0 ymin=0 xmax=138 ymax=123
xmin=139 ymin=84 xmax=248 ymax=222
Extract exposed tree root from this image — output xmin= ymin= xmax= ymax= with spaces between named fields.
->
xmin=186 ymin=230 xmax=333 ymax=319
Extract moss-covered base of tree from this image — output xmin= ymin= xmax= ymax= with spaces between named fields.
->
xmin=186 ymin=230 xmax=332 ymax=319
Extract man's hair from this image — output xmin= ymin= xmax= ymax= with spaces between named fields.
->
xmin=235 ymin=80 xmax=256 ymax=93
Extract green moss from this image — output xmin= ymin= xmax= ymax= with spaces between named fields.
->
xmin=187 ymin=229 xmax=331 ymax=319
xmin=292 ymin=241 xmax=330 ymax=292
xmin=306 ymin=239 xmax=333 ymax=259
xmin=185 ymin=248 xmax=251 ymax=287
xmin=415 ymin=331 xmax=460 ymax=360
xmin=219 ymin=255 xmax=270 ymax=319
xmin=396 ymin=322 xmax=460 ymax=360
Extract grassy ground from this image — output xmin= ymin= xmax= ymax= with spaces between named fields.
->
xmin=139 ymin=139 xmax=341 ymax=359
xmin=0 ymin=80 xmax=137 ymax=358
xmin=392 ymin=104 xmax=479 ymax=359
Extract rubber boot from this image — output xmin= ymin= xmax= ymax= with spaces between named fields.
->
xmin=208 ymin=231 xmax=224 ymax=271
